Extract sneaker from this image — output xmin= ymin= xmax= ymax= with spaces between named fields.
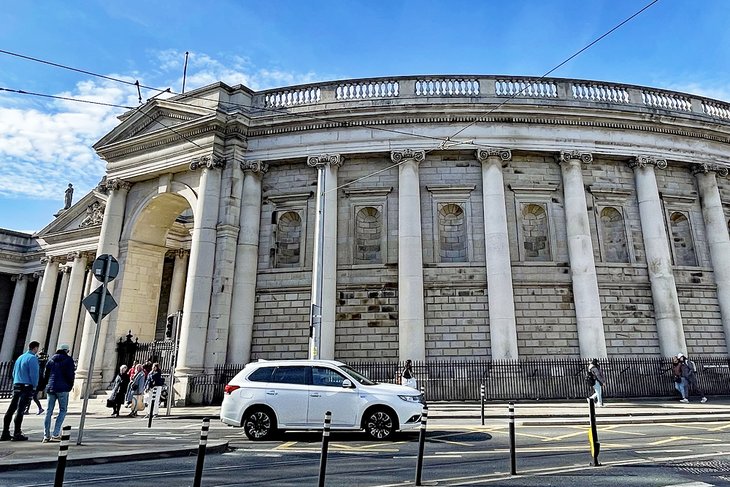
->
xmin=41 ymin=437 xmax=51 ymax=443
xmin=37 ymin=408 xmax=44 ymax=415
xmin=11 ymin=434 xmax=28 ymax=441
xmin=680 ymin=398 xmax=689 ymax=403
xmin=701 ymin=397 xmax=708 ymax=403
xmin=50 ymin=435 xmax=61 ymax=441
xmin=0 ymin=433 xmax=11 ymax=441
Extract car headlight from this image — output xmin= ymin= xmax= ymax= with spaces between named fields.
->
xmin=398 ymin=394 xmax=422 ymax=403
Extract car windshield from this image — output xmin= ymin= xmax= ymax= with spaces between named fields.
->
xmin=340 ymin=365 xmax=376 ymax=385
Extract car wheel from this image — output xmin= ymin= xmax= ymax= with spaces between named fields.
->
xmin=243 ymin=408 xmax=276 ymax=441
xmin=364 ymin=408 xmax=395 ymax=440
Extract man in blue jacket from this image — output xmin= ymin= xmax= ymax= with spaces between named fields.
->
xmin=1 ymin=341 xmax=40 ymax=441
xmin=43 ymin=344 xmax=76 ymax=442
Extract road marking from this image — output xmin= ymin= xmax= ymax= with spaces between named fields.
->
xmin=545 ymin=427 xmax=586 ymax=441
xmin=634 ymin=449 xmax=692 ymax=454
xmin=600 ymin=424 xmax=647 ymax=436
xmin=661 ymin=482 xmax=714 ymax=487
xmin=649 ymin=435 xmax=723 ymax=446
xmin=708 ymin=423 xmax=730 ymax=431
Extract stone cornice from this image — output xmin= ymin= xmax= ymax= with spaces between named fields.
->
xmin=629 ymin=155 xmax=668 ymax=170
xmin=306 ymin=154 xmax=343 ymax=168
xmin=390 ymin=149 xmax=425 ymax=163
xmin=476 ymin=148 xmax=512 ymax=162
xmin=692 ymin=162 xmax=730 ymax=177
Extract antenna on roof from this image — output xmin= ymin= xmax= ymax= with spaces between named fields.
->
xmin=181 ymin=51 xmax=189 ymax=94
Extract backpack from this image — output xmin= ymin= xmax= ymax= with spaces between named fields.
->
xmin=585 ymin=369 xmax=596 ymax=386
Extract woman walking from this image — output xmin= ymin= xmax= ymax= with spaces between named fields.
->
xmin=108 ymin=365 xmax=130 ymax=417
xmin=125 ymin=364 xmax=146 ymax=417
xmin=587 ymin=359 xmax=606 ymax=407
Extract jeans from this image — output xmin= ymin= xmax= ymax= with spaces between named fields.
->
xmin=2 ymin=384 xmax=33 ymax=436
xmin=591 ymin=382 xmax=603 ymax=405
xmin=44 ymin=391 xmax=69 ymax=438
xmin=674 ymin=378 xmax=687 ymax=399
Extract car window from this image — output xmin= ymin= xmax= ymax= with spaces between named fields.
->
xmin=270 ymin=366 xmax=308 ymax=385
xmin=247 ymin=366 xmax=274 ymax=383
xmin=312 ymin=367 xmax=348 ymax=387
xmin=340 ymin=365 xmax=376 ymax=385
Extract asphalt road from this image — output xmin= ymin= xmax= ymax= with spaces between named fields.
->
xmin=6 ymin=419 xmax=730 ymax=486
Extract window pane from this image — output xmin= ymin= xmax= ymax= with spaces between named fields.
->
xmin=270 ymin=366 xmax=308 ymax=385
xmin=312 ymin=366 xmax=347 ymax=387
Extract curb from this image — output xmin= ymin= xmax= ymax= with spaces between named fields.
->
xmin=0 ymin=440 xmax=229 ymax=472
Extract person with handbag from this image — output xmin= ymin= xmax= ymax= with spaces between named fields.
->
xmin=107 ymin=365 xmax=130 ymax=417
xmin=401 ymin=359 xmax=417 ymax=389
xmin=125 ymin=364 xmax=146 ymax=417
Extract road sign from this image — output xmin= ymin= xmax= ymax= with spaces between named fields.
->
xmin=92 ymin=254 xmax=119 ymax=282
xmin=82 ymin=286 xmax=118 ymax=323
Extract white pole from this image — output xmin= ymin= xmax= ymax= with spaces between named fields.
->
xmin=310 ymin=166 xmax=326 ymax=360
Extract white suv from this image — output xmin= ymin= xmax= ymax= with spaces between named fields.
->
xmin=220 ymin=359 xmax=425 ymax=440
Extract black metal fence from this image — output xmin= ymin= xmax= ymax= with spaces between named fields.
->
xmin=189 ymin=356 xmax=730 ymax=405
xmin=125 ymin=340 xmax=177 ymax=376
xmin=0 ymin=361 xmax=13 ymax=399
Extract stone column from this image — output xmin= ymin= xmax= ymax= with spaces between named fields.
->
xmin=228 ymin=161 xmax=267 ymax=364
xmin=76 ymin=178 xmax=131 ymax=392
xmin=47 ymin=265 xmax=71 ymax=353
xmin=24 ymin=270 xmax=44 ymax=344
xmin=630 ymin=156 xmax=686 ymax=356
xmin=694 ymin=163 xmax=730 ymax=351
xmin=27 ymin=257 xmax=59 ymax=348
xmin=477 ymin=149 xmax=519 ymax=360
xmin=307 ymin=154 xmax=342 ymax=360
xmin=166 ymin=250 xmax=189 ymax=317
xmin=0 ymin=275 xmax=29 ymax=361
xmin=54 ymin=251 xmax=88 ymax=351
xmin=176 ymin=155 xmax=224 ymax=377
xmin=393 ymin=149 xmax=426 ymax=361
xmin=559 ymin=151 xmax=607 ymax=358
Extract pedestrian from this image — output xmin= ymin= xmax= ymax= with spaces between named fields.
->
xmin=25 ymin=350 xmax=48 ymax=415
xmin=142 ymin=358 xmax=153 ymax=378
xmin=671 ymin=356 xmax=688 ymax=403
xmin=678 ymin=353 xmax=707 ymax=403
xmin=107 ymin=365 xmax=130 ymax=417
xmin=144 ymin=363 xmax=165 ymax=418
xmin=587 ymin=359 xmax=606 ymax=407
xmin=128 ymin=360 xmax=139 ymax=381
xmin=401 ymin=359 xmax=417 ymax=388
xmin=43 ymin=344 xmax=75 ymax=443
xmin=126 ymin=364 xmax=146 ymax=417
xmin=1 ymin=341 xmax=40 ymax=441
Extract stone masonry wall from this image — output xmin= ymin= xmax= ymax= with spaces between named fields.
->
xmin=251 ymin=287 xmax=310 ymax=360
xmin=678 ymin=286 xmax=726 ymax=354
xmin=335 ymin=286 xmax=399 ymax=360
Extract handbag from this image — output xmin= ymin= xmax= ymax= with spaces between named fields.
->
xmin=131 ymin=394 xmax=146 ymax=413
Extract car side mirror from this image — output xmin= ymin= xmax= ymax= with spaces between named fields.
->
xmin=342 ymin=379 xmax=353 ymax=388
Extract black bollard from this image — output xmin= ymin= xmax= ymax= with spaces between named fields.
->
xmin=480 ymin=384 xmax=485 ymax=426
xmin=587 ymin=398 xmax=601 ymax=466
xmin=415 ymin=405 xmax=429 ymax=486
xmin=420 ymin=385 xmax=426 ymax=402
xmin=318 ymin=411 xmax=332 ymax=487
xmin=508 ymin=402 xmax=516 ymax=475
xmin=54 ymin=425 xmax=71 ymax=487
xmin=192 ymin=417 xmax=210 ymax=487
xmin=147 ymin=386 xmax=160 ymax=429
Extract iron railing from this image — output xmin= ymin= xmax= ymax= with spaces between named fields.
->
xmin=128 ymin=340 xmax=177 ymax=376
xmin=0 ymin=361 xmax=13 ymax=399
xmin=193 ymin=356 xmax=730 ymax=405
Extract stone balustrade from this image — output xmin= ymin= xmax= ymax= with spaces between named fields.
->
xmin=252 ymin=75 xmax=730 ymax=123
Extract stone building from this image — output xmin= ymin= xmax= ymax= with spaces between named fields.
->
xmin=2 ymin=75 xmax=730 ymax=403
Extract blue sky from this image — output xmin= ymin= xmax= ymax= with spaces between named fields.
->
xmin=0 ymin=0 xmax=728 ymax=233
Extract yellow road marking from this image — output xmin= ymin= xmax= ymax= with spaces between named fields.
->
xmin=546 ymin=427 xmax=587 ymax=441
xmin=649 ymin=435 xmax=723 ymax=446
xmin=275 ymin=441 xmax=297 ymax=450
xmin=599 ymin=425 xmax=647 ymax=436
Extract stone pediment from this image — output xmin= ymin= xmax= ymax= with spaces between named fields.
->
xmin=94 ymin=99 xmax=213 ymax=148
xmin=35 ymin=190 xmax=107 ymax=241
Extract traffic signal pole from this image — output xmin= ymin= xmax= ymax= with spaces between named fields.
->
xmin=77 ymin=256 xmax=112 ymax=445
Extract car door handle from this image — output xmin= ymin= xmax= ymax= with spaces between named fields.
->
xmin=310 ymin=393 xmax=321 ymax=398
xmin=266 ymin=391 xmax=277 ymax=395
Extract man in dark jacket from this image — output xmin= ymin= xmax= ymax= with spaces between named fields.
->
xmin=43 ymin=344 xmax=75 ymax=442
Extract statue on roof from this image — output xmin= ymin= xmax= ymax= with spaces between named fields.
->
xmin=64 ymin=183 xmax=74 ymax=209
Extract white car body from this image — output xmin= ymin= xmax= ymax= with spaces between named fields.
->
xmin=220 ymin=359 xmax=425 ymax=440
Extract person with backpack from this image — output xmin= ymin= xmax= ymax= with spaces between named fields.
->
xmin=586 ymin=359 xmax=606 ymax=407
xmin=678 ymin=353 xmax=707 ymax=403
xmin=672 ymin=356 xmax=688 ymax=402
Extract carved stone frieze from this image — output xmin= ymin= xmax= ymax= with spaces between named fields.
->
xmin=476 ymin=148 xmax=512 ymax=162
xmin=559 ymin=150 xmax=593 ymax=165
xmin=189 ymin=155 xmax=226 ymax=171
xmin=241 ymin=160 xmax=270 ymax=174
xmin=629 ymin=155 xmax=668 ymax=170
xmin=306 ymin=154 xmax=343 ymax=168
xmin=691 ymin=162 xmax=730 ymax=177
xmin=79 ymin=201 xmax=105 ymax=228
xmin=390 ymin=149 xmax=426 ymax=163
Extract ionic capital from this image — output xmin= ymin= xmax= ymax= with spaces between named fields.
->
xmin=307 ymin=154 xmax=343 ymax=168
xmin=390 ymin=149 xmax=426 ymax=164
xmin=97 ymin=176 xmax=132 ymax=194
xmin=33 ymin=270 xmax=44 ymax=279
xmin=241 ymin=160 xmax=269 ymax=174
xmin=629 ymin=155 xmax=667 ymax=170
xmin=691 ymin=162 xmax=729 ymax=177
xmin=66 ymin=251 xmax=81 ymax=262
xmin=559 ymin=150 xmax=593 ymax=165
xmin=190 ymin=155 xmax=226 ymax=171
xmin=476 ymin=148 xmax=512 ymax=163
xmin=176 ymin=248 xmax=190 ymax=259
xmin=11 ymin=274 xmax=25 ymax=282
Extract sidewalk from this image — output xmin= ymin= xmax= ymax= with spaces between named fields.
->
xmin=1 ymin=395 xmax=729 ymax=471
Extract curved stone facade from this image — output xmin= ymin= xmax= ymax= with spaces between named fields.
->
xmin=7 ymin=75 xmax=730 ymax=401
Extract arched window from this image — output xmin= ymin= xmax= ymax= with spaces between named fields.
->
xmin=670 ymin=212 xmax=697 ymax=266
xmin=600 ymin=207 xmax=629 ymax=263
xmin=355 ymin=207 xmax=382 ymax=264
xmin=521 ymin=203 xmax=550 ymax=261
xmin=438 ymin=203 xmax=467 ymax=262
xmin=275 ymin=211 xmax=302 ymax=267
